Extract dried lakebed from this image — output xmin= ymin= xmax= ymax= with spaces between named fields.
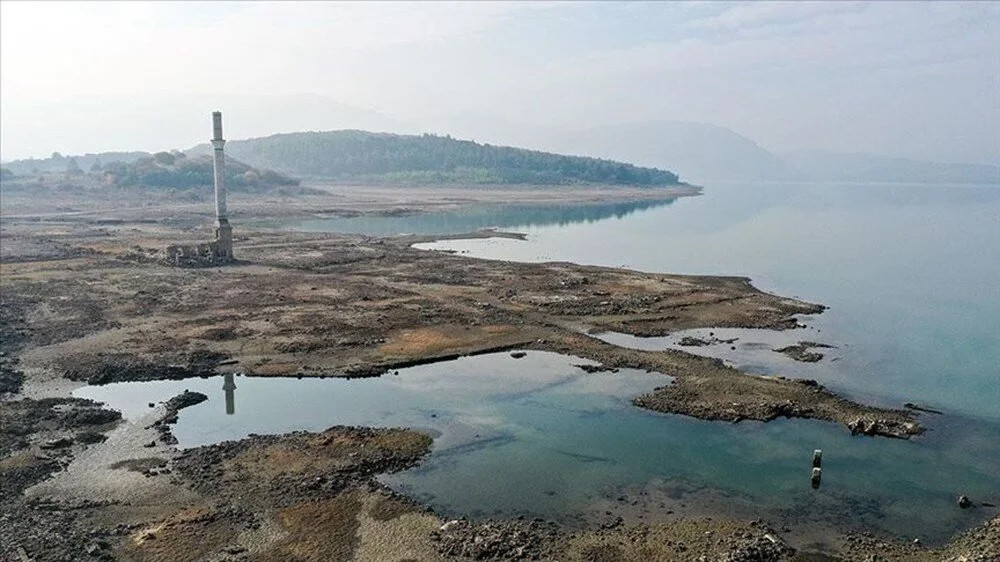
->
xmin=2 ymin=217 xmax=997 ymax=560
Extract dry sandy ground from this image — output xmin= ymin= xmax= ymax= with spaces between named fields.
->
xmin=1 ymin=186 xmax=996 ymax=561
xmin=0 ymin=182 xmax=701 ymax=222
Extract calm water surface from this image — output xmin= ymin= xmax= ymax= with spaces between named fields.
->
xmin=420 ymin=182 xmax=1000 ymax=421
xmin=77 ymin=182 xmax=1000 ymax=544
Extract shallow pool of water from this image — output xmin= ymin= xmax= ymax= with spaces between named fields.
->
xmin=76 ymin=350 xmax=998 ymax=544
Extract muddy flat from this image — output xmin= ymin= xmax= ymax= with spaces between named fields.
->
xmin=1 ymin=188 xmax=995 ymax=561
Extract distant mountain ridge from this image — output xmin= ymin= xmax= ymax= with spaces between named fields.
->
xmin=187 ymin=130 xmax=682 ymax=186
xmin=534 ymin=121 xmax=797 ymax=183
xmin=527 ymin=121 xmax=997 ymax=185
xmin=780 ymin=150 xmax=999 ymax=185
xmin=4 ymin=117 xmax=995 ymax=186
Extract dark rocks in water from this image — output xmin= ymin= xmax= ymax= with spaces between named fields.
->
xmin=904 ymin=402 xmax=944 ymax=415
xmin=678 ymin=336 xmax=711 ymax=347
xmin=958 ymin=495 xmax=973 ymax=509
xmin=773 ymin=341 xmax=837 ymax=363
xmin=164 ymin=390 xmax=208 ymax=411
xmin=510 ymin=351 xmax=527 ymax=359
xmin=147 ymin=391 xmax=208 ymax=445
xmin=40 ymin=437 xmax=74 ymax=450
xmin=677 ymin=335 xmax=739 ymax=348
xmin=800 ymin=341 xmax=835 ymax=349
xmin=574 ymin=363 xmax=619 ymax=374
xmin=773 ymin=342 xmax=828 ymax=363
xmin=847 ymin=417 xmax=922 ymax=439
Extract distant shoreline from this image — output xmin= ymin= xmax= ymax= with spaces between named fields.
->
xmin=0 ymin=181 xmax=702 ymax=222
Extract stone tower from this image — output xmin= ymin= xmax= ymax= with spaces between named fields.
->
xmin=211 ymin=111 xmax=233 ymax=260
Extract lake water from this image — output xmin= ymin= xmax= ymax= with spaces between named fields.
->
xmin=76 ymin=181 xmax=1000 ymax=545
xmin=258 ymin=197 xmax=679 ymax=236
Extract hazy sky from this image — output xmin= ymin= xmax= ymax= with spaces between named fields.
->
xmin=2 ymin=1 xmax=998 ymax=164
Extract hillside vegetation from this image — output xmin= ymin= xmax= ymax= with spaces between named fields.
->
xmin=194 ymin=131 xmax=682 ymax=186
xmin=1 ymin=151 xmax=149 ymax=176
xmin=0 ymin=151 xmax=312 ymax=201
xmin=101 ymin=152 xmax=300 ymax=191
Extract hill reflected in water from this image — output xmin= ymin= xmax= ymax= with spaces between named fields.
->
xmin=265 ymin=197 xmax=679 ymax=236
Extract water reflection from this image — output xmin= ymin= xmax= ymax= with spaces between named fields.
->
xmin=73 ymin=350 xmax=1000 ymax=544
xmin=223 ymin=373 xmax=236 ymax=415
xmin=417 ymin=182 xmax=1000 ymax=421
xmin=260 ymin=197 xmax=680 ymax=236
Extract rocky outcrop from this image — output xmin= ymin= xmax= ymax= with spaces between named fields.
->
xmin=148 ymin=390 xmax=208 ymax=445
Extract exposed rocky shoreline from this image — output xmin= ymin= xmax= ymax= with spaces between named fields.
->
xmin=2 ymin=407 xmax=996 ymax=561
xmin=773 ymin=341 xmax=836 ymax=363
xmin=1 ymin=196 xmax=994 ymax=560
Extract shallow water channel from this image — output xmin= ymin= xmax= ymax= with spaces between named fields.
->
xmin=78 ymin=181 xmax=1000 ymax=545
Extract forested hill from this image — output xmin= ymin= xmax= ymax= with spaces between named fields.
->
xmin=190 ymin=131 xmax=682 ymax=186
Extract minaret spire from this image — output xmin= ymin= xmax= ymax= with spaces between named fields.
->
xmin=211 ymin=111 xmax=233 ymax=260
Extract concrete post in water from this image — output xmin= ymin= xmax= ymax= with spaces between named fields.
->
xmin=811 ymin=467 xmax=822 ymax=489
xmin=812 ymin=449 xmax=822 ymax=468
xmin=211 ymin=111 xmax=233 ymax=260
xmin=223 ymin=372 xmax=236 ymax=415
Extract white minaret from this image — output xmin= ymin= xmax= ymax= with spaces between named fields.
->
xmin=211 ymin=111 xmax=233 ymax=260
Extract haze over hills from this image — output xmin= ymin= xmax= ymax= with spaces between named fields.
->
xmin=0 ymin=93 xmax=416 ymax=162
xmin=533 ymin=121 xmax=798 ymax=183
xmin=779 ymin=150 xmax=1000 ymax=185
xmin=471 ymin=120 xmax=993 ymax=185
xmin=3 ymin=116 xmax=996 ymax=187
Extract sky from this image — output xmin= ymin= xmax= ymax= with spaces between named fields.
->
xmin=1 ymin=1 xmax=998 ymax=164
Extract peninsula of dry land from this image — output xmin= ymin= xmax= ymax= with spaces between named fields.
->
xmin=1 ymin=186 xmax=994 ymax=561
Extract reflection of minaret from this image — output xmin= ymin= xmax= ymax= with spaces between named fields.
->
xmin=223 ymin=373 xmax=236 ymax=415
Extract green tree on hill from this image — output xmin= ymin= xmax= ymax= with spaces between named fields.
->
xmin=65 ymin=157 xmax=83 ymax=175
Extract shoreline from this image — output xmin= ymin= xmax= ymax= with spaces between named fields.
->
xmin=0 ymin=182 xmax=701 ymax=223
xmin=1 ymin=189 xmax=995 ymax=560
